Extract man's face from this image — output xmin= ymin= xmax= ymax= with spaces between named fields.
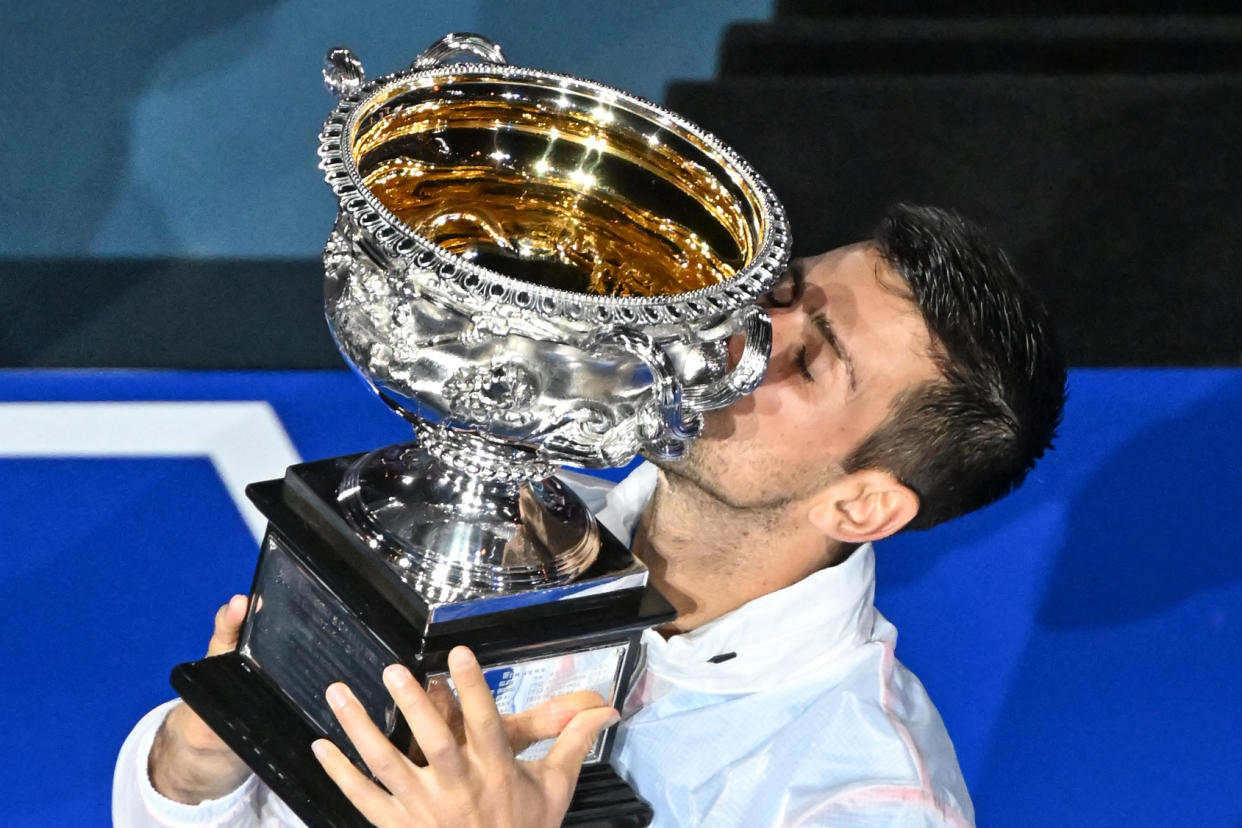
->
xmin=658 ymin=242 xmax=940 ymax=510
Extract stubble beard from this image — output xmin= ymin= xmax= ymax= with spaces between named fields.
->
xmin=648 ymin=408 xmax=752 ymax=505
xmin=649 ymin=413 xmax=848 ymax=515
xmin=648 ymin=434 xmax=797 ymax=514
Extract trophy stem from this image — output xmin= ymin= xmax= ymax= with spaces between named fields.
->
xmin=414 ymin=422 xmax=555 ymax=483
xmin=337 ymin=439 xmax=598 ymax=603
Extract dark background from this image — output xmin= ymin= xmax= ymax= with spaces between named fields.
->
xmin=6 ymin=1 xmax=1242 ymax=368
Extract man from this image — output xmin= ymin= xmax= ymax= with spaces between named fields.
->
xmin=115 ymin=204 xmax=1066 ymax=826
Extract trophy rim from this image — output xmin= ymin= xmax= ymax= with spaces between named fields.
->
xmin=318 ymin=60 xmax=791 ymax=326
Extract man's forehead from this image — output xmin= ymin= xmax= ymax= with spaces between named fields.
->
xmin=797 ymin=243 xmax=907 ymax=301
xmin=802 ymin=242 xmax=935 ymax=366
xmin=792 ymin=241 xmax=862 ymax=272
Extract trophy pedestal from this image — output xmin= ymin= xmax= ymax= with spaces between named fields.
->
xmin=172 ymin=451 xmax=673 ymax=828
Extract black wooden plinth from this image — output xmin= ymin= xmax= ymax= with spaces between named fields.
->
xmin=171 ymin=451 xmax=673 ymax=827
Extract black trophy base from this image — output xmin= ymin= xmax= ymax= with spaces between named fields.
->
xmin=172 ymin=654 xmax=653 ymax=827
xmin=171 ymin=451 xmax=673 ymax=828
xmin=173 ymin=652 xmax=365 ymax=826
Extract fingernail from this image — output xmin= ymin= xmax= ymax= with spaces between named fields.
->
xmin=384 ymin=664 xmax=411 ymax=688
xmin=326 ymin=683 xmax=350 ymax=710
xmin=311 ymin=739 xmax=331 ymax=760
xmin=605 ymin=709 xmax=621 ymax=728
xmin=449 ymin=646 xmax=477 ymax=669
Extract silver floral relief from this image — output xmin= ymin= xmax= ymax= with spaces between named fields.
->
xmin=544 ymin=403 xmax=639 ymax=468
xmin=443 ymin=360 xmax=539 ymax=429
xmin=321 ymin=49 xmax=788 ymax=471
xmin=312 ymin=35 xmax=791 ymax=604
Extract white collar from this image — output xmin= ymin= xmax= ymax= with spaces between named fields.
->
xmin=594 ymin=463 xmax=878 ymax=694
xmin=591 ymin=461 xmax=659 ymax=544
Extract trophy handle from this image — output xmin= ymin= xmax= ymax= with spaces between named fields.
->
xmin=323 ymin=48 xmax=366 ymax=98
xmin=683 ymin=304 xmax=772 ymax=411
xmin=410 ymin=32 xmax=508 ymax=69
xmin=594 ymin=328 xmax=702 ymax=459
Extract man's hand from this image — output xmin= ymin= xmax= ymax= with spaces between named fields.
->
xmin=419 ymin=680 xmax=609 ymax=762
xmin=312 ymin=646 xmax=620 ymax=828
xmin=147 ymin=596 xmax=605 ymax=812
xmin=148 ymin=594 xmax=252 ymax=804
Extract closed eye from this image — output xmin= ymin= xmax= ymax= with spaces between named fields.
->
xmin=796 ymin=345 xmax=814 ymax=382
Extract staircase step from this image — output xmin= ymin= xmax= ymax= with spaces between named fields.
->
xmin=720 ymin=17 xmax=1242 ymax=74
xmin=665 ymin=74 xmax=1242 ymax=365
xmin=776 ymin=0 xmax=1242 ymax=18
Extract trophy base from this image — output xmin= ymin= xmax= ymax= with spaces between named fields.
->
xmin=172 ymin=450 xmax=672 ymax=828
xmin=173 ymin=654 xmax=653 ymax=827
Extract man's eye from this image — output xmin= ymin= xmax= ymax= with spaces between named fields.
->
xmin=796 ymin=345 xmax=815 ymax=382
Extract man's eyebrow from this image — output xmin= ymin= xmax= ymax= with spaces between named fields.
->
xmin=810 ymin=311 xmax=858 ymax=391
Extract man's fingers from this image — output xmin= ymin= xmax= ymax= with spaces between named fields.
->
xmin=382 ymin=665 xmax=466 ymax=778
xmin=425 ymin=677 xmax=466 ymax=748
xmin=205 ymin=594 xmax=248 ymax=657
xmin=447 ymin=646 xmax=512 ymax=761
xmin=325 ymin=682 xmax=423 ymax=804
xmin=505 ymin=691 xmax=608 ymax=754
xmin=542 ymin=707 xmax=620 ymax=783
xmin=153 ymin=595 xmax=249 ymax=779
xmin=311 ymin=738 xmax=404 ymax=827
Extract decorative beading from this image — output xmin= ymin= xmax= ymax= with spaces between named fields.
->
xmin=317 ymin=63 xmax=789 ymax=328
xmin=414 ymin=423 xmax=554 ymax=483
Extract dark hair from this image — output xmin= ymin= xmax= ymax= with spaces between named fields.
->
xmin=842 ymin=204 xmax=1067 ymax=530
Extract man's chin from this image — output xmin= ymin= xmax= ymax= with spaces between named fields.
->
xmin=645 ymin=446 xmax=721 ymax=491
xmin=646 ymin=436 xmax=710 ymax=471
xmin=642 ymin=452 xmax=763 ymax=511
xmin=645 ymin=451 xmax=690 ymax=477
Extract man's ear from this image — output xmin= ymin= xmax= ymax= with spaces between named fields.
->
xmin=806 ymin=470 xmax=919 ymax=544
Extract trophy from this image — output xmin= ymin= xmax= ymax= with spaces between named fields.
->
xmin=172 ymin=33 xmax=790 ymax=827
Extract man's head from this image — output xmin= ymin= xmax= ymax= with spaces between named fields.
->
xmin=844 ymin=204 xmax=1066 ymax=530
xmin=659 ymin=203 xmax=1066 ymax=543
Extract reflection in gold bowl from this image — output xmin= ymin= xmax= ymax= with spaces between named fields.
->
xmin=350 ymin=74 xmax=763 ymax=298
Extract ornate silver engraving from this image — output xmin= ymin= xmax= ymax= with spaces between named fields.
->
xmin=320 ymin=34 xmax=791 ymax=601
xmin=323 ymin=48 xmax=366 ymax=98
xmin=443 ymin=361 xmax=539 ymax=429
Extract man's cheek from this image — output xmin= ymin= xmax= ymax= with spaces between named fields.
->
xmin=698 ymin=408 xmax=739 ymax=440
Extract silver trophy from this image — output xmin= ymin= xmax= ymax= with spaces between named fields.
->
xmin=173 ymin=33 xmax=790 ymax=827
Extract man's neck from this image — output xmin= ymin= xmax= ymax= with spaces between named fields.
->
xmin=630 ymin=468 xmax=846 ymax=635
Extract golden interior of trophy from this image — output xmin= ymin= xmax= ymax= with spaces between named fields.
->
xmin=349 ymin=74 xmax=764 ymax=298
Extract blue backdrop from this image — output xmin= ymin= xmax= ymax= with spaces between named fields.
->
xmin=1 ymin=368 xmax=1239 ymax=826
